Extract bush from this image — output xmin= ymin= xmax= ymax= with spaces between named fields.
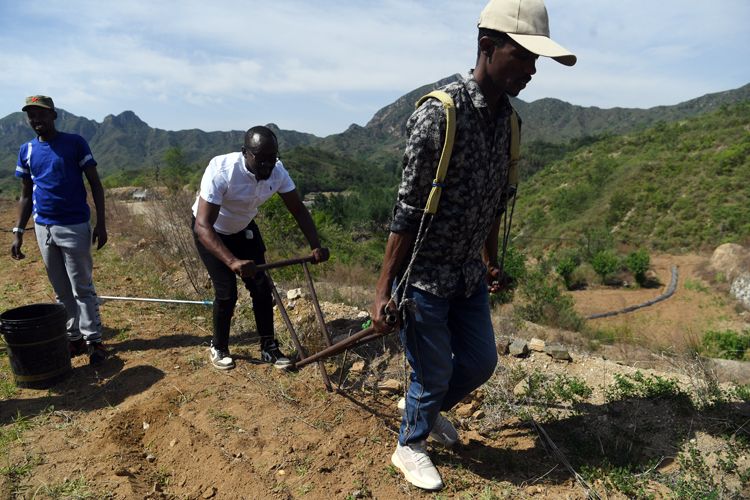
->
xmin=553 ymin=248 xmax=581 ymax=290
xmin=701 ymin=330 xmax=750 ymax=360
xmin=625 ymin=248 xmax=650 ymax=286
xmin=517 ymin=258 xmax=584 ymax=331
xmin=490 ymin=244 xmax=527 ymax=305
xmin=591 ymin=250 xmax=621 ymax=284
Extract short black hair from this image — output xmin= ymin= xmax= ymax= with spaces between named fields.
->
xmin=244 ymin=125 xmax=278 ymax=154
xmin=477 ymin=28 xmax=509 ymax=62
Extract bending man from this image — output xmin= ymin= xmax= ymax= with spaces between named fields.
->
xmin=193 ymin=125 xmax=329 ymax=370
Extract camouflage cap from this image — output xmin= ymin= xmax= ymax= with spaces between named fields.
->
xmin=22 ymin=95 xmax=55 ymax=112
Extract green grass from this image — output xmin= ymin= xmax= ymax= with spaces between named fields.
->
xmin=208 ymin=409 xmax=238 ymax=431
xmin=684 ymin=278 xmax=710 ymax=293
xmin=605 ymin=371 xmax=688 ymax=403
xmin=514 ymin=102 xmax=750 ymax=253
xmin=700 ymin=329 xmax=750 ymax=360
xmin=34 ymin=475 xmax=97 ymax=499
xmin=581 ymin=461 xmax=657 ymax=499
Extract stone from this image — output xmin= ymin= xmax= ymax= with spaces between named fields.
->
xmin=544 ymin=344 xmax=572 ymax=361
xmin=730 ymin=273 xmax=750 ymax=311
xmin=514 ymin=379 xmax=529 ymax=397
xmin=377 ymin=379 xmax=401 ymax=393
xmin=146 ymin=454 xmax=156 ymax=463
xmin=350 ymin=360 xmax=366 ymax=373
xmin=202 ymin=486 xmax=217 ymax=499
xmin=454 ymin=403 xmax=476 ymax=418
xmin=472 ymin=409 xmax=485 ymax=419
xmin=509 ymin=339 xmax=529 ymax=357
xmin=496 ymin=338 xmax=510 ymax=355
xmin=286 ymin=288 xmax=304 ymax=300
xmin=528 ymin=338 xmax=546 ymax=352
xmin=710 ymin=243 xmax=749 ymax=282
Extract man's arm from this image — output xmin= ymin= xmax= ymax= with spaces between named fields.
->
xmin=369 ymin=100 xmax=443 ymax=331
xmin=83 ymin=165 xmax=108 ymax=249
xmin=10 ymin=177 xmax=33 ymax=260
xmin=278 ymin=189 xmax=329 ymax=263
xmin=371 ymin=231 xmax=416 ymax=332
xmin=483 ymin=213 xmax=504 ymax=293
xmin=193 ymin=197 xmax=257 ymax=277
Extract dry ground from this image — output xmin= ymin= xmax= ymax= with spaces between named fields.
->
xmin=1 ymin=198 xmax=749 ymax=499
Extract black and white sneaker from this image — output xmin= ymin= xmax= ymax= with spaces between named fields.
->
xmin=209 ymin=346 xmax=235 ymax=370
xmin=69 ymin=337 xmax=87 ymax=358
xmin=88 ymin=342 xmax=109 ymax=366
xmin=260 ymin=340 xmax=292 ymax=369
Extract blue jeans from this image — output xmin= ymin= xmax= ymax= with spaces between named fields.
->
xmin=399 ymin=284 xmax=498 ymax=445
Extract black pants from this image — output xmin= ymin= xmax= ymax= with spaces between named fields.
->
xmin=193 ymin=219 xmax=275 ymax=352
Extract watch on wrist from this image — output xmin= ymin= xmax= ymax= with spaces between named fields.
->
xmin=12 ymin=227 xmax=24 ymax=234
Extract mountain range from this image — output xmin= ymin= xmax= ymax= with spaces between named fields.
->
xmin=1 ymin=77 xmax=749 ymax=198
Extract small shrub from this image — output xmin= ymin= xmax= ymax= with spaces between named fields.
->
xmin=553 ymin=248 xmax=581 ymax=290
xmin=517 ymin=259 xmax=584 ymax=331
xmin=591 ymin=250 xmax=621 ymax=284
xmin=490 ymin=244 xmax=527 ymax=305
xmin=605 ymin=371 xmax=687 ymax=403
xmin=734 ymin=384 xmax=750 ymax=402
xmin=684 ymin=278 xmax=709 ymax=293
xmin=701 ymin=329 xmax=750 ymax=360
xmin=625 ymin=248 xmax=650 ymax=286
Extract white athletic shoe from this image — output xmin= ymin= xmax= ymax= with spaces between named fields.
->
xmin=397 ymin=397 xmax=459 ymax=447
xmin=209 ymin=346 xmax=235 ymax=370
xmin=391 ymin=441 xmax=444 ymax=491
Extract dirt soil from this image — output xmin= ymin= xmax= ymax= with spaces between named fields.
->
xmin=1 ymin=199 xmax=749 ymax=499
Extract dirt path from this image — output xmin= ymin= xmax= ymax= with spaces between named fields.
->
xmin=1 ymin=199 xmax=748 ymax=498
xmin=571 ymin=254 xmax=748 ymax=352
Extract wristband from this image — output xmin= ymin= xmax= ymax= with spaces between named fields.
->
xmin=12 ymin=227 xmax=24 ymax=234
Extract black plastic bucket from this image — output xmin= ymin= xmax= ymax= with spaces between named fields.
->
xmin=0 ymin=303 xmax=72 ymax=389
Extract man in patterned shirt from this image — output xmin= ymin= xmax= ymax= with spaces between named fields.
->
xmin=371 ymin=0 xmax=576 ymax=490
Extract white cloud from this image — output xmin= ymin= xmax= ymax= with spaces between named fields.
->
xmin=0 ymin=0 xmax=748 ymax=135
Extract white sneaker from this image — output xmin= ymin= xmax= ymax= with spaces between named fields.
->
xmin=398 ymin=397 xmax=459 ymax=447
xmin=209 ymin=346 xmax=235 ymax=370
xmin=391 ymin=441 xmax=443 ymax=491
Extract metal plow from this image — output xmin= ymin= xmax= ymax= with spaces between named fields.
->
xmin=260 ymin=256 xmax=393 ymax=392
xmin=98 ymin=255 xmax=393 ymax=391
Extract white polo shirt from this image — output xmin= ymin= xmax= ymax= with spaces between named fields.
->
xmin=192 ymin=151 xmax=296 ymax=235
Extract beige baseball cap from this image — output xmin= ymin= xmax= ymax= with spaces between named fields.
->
xmin=478 ymin=0 xmax=576 ymax=66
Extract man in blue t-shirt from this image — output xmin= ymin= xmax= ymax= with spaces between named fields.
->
xmin=11 ymin=95 xmax=109 ymax=365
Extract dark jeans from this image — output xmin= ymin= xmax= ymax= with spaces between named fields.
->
xmin=193 ymin=219 xmax=275 ymax=352
xmin=398 ymin=284 xmax=498 ymax=445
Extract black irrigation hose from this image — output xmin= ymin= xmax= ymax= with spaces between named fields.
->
xmin=586 ymin=265 xmax=678 ymax=320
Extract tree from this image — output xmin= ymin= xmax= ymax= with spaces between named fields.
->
xmin=553 ymin=249 xmax=581 ymax=290
xmin=591 ymin=250 xmax=620 ymax=284
xmin=625 ymin=249 xmax=650 ymax=286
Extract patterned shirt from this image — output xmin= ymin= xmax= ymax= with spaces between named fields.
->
xmin=390 ymin=71 xmax=516 ymax=298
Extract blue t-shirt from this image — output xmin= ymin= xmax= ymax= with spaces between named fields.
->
xmin=15 ymin=132 xmax=97 ymax=225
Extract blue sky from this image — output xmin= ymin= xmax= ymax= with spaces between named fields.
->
xmin=1 ymin=0 xmax=748 ymax=137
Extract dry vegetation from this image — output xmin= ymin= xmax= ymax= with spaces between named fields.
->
xmin=1 ymin=195 xmax=749 ymax=499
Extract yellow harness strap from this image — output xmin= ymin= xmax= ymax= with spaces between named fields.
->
xmin=416 ymin=91 xmax=456 ymax=215
xmin=508 ymin=109 xmax=520 ymax=190
xmin=415 ymin=90 xmax=520 ymax=215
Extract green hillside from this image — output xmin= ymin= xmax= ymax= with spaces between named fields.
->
xmin=514 ymin=102 xmax=750 ymax=252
